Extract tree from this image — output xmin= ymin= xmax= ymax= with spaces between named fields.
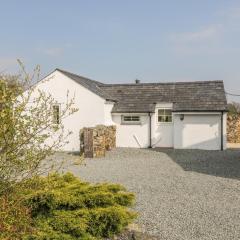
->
xmin=0 ymin=62 xmax=78 ymax=194
xmin=228 ymin=101 xmax=240 ymax=115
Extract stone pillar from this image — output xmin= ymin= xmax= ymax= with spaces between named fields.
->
xmin=80 ymin=125 xmax=116 ymax=158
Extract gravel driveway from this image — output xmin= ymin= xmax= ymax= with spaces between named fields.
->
xmin=57 ymin=148 xmax=240 ymax=240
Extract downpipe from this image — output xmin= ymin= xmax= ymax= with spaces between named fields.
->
xmin=221 ymin=111 xmax=223 ymax=151
xmin=148 ymin=112 xmax=152 ymax=148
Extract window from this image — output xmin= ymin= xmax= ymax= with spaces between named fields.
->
xmin=158 ymin=109 xmax=172 ymax=123
xmin=52 ymin=105 xmax=60 ymax=124
xmin=122 ymin=115 xmax=140 ymax=124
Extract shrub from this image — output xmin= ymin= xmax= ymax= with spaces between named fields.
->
xmin=0 ymin=193 xmax=33 ymax=240
xmin=21 ymin=173 xmax=137 ymax=239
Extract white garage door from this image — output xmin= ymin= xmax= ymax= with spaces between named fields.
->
xmin=174 ymin=114 xmax=221 ymax=150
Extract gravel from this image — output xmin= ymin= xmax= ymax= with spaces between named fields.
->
xmin=57 ymin=148 xmax=240 ymax=240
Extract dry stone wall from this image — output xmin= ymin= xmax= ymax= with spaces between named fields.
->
xmin=80 ymin=125 xmax=116 ymax=158
xmin=227 ymin=114 xmax=240 ymax=143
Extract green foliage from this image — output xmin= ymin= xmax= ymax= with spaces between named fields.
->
xmin=21 ymin=173 xmax=137 ymax=239
xmin=228 ymin=102 xmax=240 ymax=115
xmin=0 ymin=65 xmax=136 ymax=239
xmin=0 ymin=193 xmax=34 ymax=240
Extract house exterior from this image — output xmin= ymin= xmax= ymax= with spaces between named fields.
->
xmin=33 ymin=69 xmax=228 ymax=151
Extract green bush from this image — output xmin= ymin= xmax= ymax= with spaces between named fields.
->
xmin=0 ymin=194 xmax=33 ymax=240
xmin=21 ymin=173 xmax=137 ymax=240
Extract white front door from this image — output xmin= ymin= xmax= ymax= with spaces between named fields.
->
xmin=153 ymin=123 xmax=173 ymax=147
xmin=152 ymin=107 xmax=173 ymax=147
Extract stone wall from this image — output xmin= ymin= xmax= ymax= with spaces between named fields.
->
xmin=227 ymin=114 xmax=240 ymax=143
xmin=80 ymin=125 xmax=116 ymax=158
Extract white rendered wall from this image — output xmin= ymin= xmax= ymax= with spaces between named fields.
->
xmin=30 ymin=70 xmax=107 ymax=151
xmin=112 ymin=114 xmax=150 ymax=148
xmin=173 ymin=113 xmax=226 ymax=150
xmin=104 ymin=101 xmax=115 ymax=125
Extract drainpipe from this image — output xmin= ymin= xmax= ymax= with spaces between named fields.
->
xmin=148 ymin=112 xmax=152 ymax=148
xmin=221 ymin=111 xmax=223 ymax=151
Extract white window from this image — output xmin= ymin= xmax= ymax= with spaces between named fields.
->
xmin=158 ymin=109 xmax=172 ymax=123
xmin=52 ymin=104 xmax=60 ymax=124
xmin=122 ymin=115 xmax=140 ymax=124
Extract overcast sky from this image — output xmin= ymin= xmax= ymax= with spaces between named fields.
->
xmin=1 ymin=0 xmax=240 ymax=102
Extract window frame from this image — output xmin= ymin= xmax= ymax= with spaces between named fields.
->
xmin=52 ymin=104 xmax=61 ymax=125
xmin=121 ymin=115 xmax=141 ymax=125
xmin=157 ymin=108 xmax=173 ymax=124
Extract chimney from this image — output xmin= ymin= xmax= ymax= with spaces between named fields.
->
xmin=135 ymin=79 xmax=140 ymax=84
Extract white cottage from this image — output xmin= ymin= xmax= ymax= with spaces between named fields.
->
xmin=34 ymin=69 xmax=228 ymax=151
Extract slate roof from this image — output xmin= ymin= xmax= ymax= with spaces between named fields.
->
xmin=57 ymin=69 xmax=115 ymax=101
xmin=57 ymin=69 xmax=228 ymax=113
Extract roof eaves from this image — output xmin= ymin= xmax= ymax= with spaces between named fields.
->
xmin=172 ymin=109 xmax=228 ymax=112
xmin=111 ymin=110 xmax=155 ymax=113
